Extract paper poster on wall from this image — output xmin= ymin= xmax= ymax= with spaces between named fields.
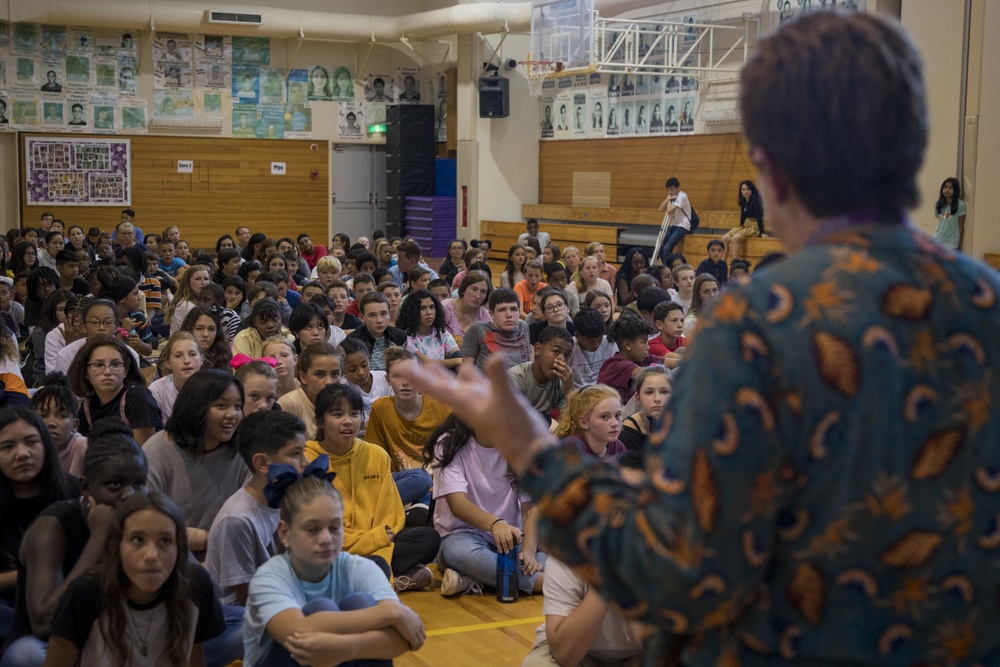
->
xmin=12 ymin=23 xmax=39 ymax=55
xmin=0 ymin=95 xmax=8 ymax=130
xmin=93 ymin=105 xmax=115 ymax=132
xmin=0 ymin=21 xmax=10 ymax=50
xmin=65 ymin=55 xmax=90 ymax=85
xmin=636 ymin=75 xmax=650 ymax=97
xmin=0 ymin=62 xmax=6 ymax=86
xmin=42 ymin=101 xmax=64 ymax=126
xmin=330 ymin=66 xmax=354 ymax=102
xmin=201 ymin=92 xmax=223 ymax=114
xmin=588 ymin=90 xmax=605 ymax=138
xmin=338 ymin=103 xmax=365 ymax=140
xmin=196 ymin=61 xmax=227 ymax=90
xmin=572 ymin=92 xmax=587 ymax=137
xmin=68 ymin=28 xmax=93 ymax=55
xmin=154 ymin=33 xmax=192 ymax=89
xmin=396 ymin=67 xmax=420 ymax=103
xmin=553 ymin=92 xmax=571 ymax=140
xmin=118 ymin=59 xmax=138 ymax=95
xmin=95 ymin=63 xmax=116 ymax=89
xmin=232 ymin=103 xmax=257 ymax=137
xmin=286 ymin=69 xmax=308 ymax=105
xmin=307 ymin=65 xmax=333 ymax=101
xmin=635 ymin=100 xmax=650 ymax=135
xmin=284 ymin=103 xmax=311 ymax=138
xmin=153 ymin=90 xmax=193 ymax=117
xmin=648 ymin=99 xmax=663 ymax=134
xmin=620 ymin=73 xmax=636 ymax=97
xmin=364 ymin=74 xmax=393 ymax=103
xmin=196 ymin=35 xmax=229 ymax=62
xmin=39 ymin=62 xmax=65 ymax=94
xmin=66 ymin=96 xmax=88 ymax=129
xmin=40 ymin=26 xmax=68 ymax=59
xmin=232 ymin=37 xmax=270 ymax=66
xmin=232 ymin=65 xmax=259 ymax=103
xmin=257 ymin=105 xmax=285 ymax=139
xmin=94 ymin=31 xmax=119 ymax=60
xmin=10 ymin=94 xmax=39 ymax=127
xmin=121 ymin=101 xmax=147 ymax=133
xmin=607 ymin=73 xmax=620 ymax=99
xmin=15 ymin=57 xmax=38 ymax=85
xmin=433 ymin=72 xmax=447 ymax=142
xmin=606 ymin=102 xmax=620 ymax=137
xmin=619 ymin=101 xmax=634 ymax=136
xmin=663 ymin=96 xmax=680 ymax=133
xmin=679 ymin=95 xmax=694 ymax=132
xmin=259 ymin=67 xmax=285 ymax=104
xmin=119 ymin=31 xmax=138 ymax=55
xmin=539 ymin=93 xmax=554 ymax=140
xmin=25 ymin=137 xmax=131 ymax=205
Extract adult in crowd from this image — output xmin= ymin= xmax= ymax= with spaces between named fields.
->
xmin=402 ymin=11 xmax=1000 ymax=665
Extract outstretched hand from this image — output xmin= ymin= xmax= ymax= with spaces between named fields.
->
xmin=397 ymin=357 xmax=556 ymax=476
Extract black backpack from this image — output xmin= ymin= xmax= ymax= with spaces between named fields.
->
xmin=686 ymin=205 xmax=700 ymax=232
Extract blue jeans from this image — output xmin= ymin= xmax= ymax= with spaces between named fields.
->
xmin=438 ymin=530 xmax=547 ymax=593
xmin=660 ymin=226 xmax=689 ymax=262
xmin=262 ymin=594 xmax=391 ymax=667
xmin=0 ymin=636 xmax=46 ymax=667
xmin=203 ymin=604 xmax=245 ymax=667
xmin=392 ymin=469 xmax=431 ymax=506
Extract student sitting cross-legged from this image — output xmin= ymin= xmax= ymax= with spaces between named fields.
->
xmin=242 ymin=474 xmax=426 ymax=667
xmin=521 ymin=451 xmax=647 ymax=667
xmin=205 ymin=410 xmax=309 ymax=606
xmin=306 ymin=384 xmax=441 ymax=592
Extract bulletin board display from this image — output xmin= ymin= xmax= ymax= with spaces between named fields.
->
xmin=24 ymin=136 xmax=130 ymax=205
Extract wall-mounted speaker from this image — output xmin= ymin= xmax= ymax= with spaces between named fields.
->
xmin=478 ymin=76 xmax=509 ymax=118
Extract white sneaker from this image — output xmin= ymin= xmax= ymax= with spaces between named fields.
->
xmin=440 ymin=568 xmax=483 ymax=597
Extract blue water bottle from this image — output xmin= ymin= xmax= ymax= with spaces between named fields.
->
xmin=496 ymin=542 xmax=521 ymax=603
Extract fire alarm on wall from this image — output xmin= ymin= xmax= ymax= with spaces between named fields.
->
xmin=310 ymin=143 xmax=318 ymax=152
xmin=310 ymin=169 xmax=319 ymax=180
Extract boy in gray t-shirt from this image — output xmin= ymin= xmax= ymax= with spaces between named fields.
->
xmin=205 ymin=411 xmax=309 ymax=606
xmin=508 ymin=326 xmax=575 ymax=418
xmin=461 ymin=288 xmax=532 ymax=371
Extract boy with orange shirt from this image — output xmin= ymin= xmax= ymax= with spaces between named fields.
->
xmin=514 ymin=260 xmax=547 ymax=319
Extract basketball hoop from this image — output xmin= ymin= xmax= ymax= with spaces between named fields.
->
xmin=519 ymin=60 xmax=563 ymax=96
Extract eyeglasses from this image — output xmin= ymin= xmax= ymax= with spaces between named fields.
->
xmin=87 ymin=318 xmax=117 ymax=327
xmin=87 ymin=360 xmax=126 ymax=372
xmin=544 ymin=302 xmax=566 ymax=313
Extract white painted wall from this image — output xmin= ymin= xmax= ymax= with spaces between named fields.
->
xmin=899 ymin=0 xmax=966 ymax=236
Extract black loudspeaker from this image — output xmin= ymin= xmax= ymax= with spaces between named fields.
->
xmin=479 ymin=76 xmax=509 ymax=118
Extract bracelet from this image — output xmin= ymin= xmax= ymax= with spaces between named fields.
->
xmin=489 ymin=518 xmax=505 ymax=531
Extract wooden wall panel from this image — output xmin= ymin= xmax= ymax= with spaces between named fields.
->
xmin=539 ymin=133 xmax=754 ymax=213
xmin=20 ymin=134 xmax=328 ymax=253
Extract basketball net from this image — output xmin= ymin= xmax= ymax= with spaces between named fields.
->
xmin=520 ymin=60 xmax=562 ymax=96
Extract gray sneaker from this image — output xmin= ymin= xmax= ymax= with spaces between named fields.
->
xmin=439 ymin=568 xmax=483 ymax=597
xmin=394 ymin=566 xmax=433 ymax=592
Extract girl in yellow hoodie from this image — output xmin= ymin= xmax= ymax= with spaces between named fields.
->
xmin=305 ymin=383 xmax=441 ymax=592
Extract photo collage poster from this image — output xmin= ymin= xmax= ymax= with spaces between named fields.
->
xmin=25 ymin=136 xmax=131 ymax=205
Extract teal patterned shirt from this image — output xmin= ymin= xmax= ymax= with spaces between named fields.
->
xmin=522 ymin=223 xmax=1000 ymax=666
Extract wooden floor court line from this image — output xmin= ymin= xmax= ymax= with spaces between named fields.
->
xmin=427 ymin=616 xmax=545 ymax=637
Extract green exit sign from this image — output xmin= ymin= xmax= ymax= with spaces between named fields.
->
xmin=367 ymin=123 xmax=387 ymax=133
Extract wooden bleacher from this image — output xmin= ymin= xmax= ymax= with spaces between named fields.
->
xmin=479 ymin=205 xmax=785 ymax=281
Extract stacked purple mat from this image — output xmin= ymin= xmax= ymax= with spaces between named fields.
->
xmin=404 ymin=196 xmax=457 ymax=257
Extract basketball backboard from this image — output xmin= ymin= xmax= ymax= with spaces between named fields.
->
xmin=530 ymin=0 xmax=594 ymax=71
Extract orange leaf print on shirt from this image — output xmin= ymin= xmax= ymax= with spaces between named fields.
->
xmin=881 ymin=284 xmax=933 ymax=321
xmin=804 ymin=281 xmax=848 ymax=323
xmin=830 ymin=248 xmax=881 ymax=275
xmin=712 ymin=292 xmax=749 ymax=325
xmin=813 ymin=332 xmax=860 ymax=396
xmin=541 ymin=476 xmax=592 ymax=526
xmin=912 ymin=429 xmax=964 ymax=480
xmin=880 ymin=530 xmax=942 ymax=569
xmin=787 ymin=562 xmax=826 ymax=625
xmin=692 ymin=448 xmax=719 ymax=533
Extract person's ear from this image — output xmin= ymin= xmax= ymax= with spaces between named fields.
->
xmin=252 ymin=452 xmax=270 ymax=475
xmin=72 ymin=418 xmax=80 ymax=431
xmin=532 ymin=342 xmax=542 ymax=358
xmin=277 ymin=520 xmax=290 ymax=548
xmin=80 ymin=476 xmax=91 ymax=496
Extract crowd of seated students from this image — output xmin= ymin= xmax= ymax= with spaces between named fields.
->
xmin=0 ymin=209 xmax=778 ymax=666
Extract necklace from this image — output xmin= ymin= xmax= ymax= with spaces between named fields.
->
xmin=125 ymin=603 xmax=155 ymax=658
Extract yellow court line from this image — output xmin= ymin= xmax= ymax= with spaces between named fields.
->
xmin=427 ymin=616 xmax=545 ymax=637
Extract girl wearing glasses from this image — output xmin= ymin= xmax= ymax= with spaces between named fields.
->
xmin=67 ymin=335 xmax=161 ymax=445
xmin=51 ymin=299 xmax=141 ymax=375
